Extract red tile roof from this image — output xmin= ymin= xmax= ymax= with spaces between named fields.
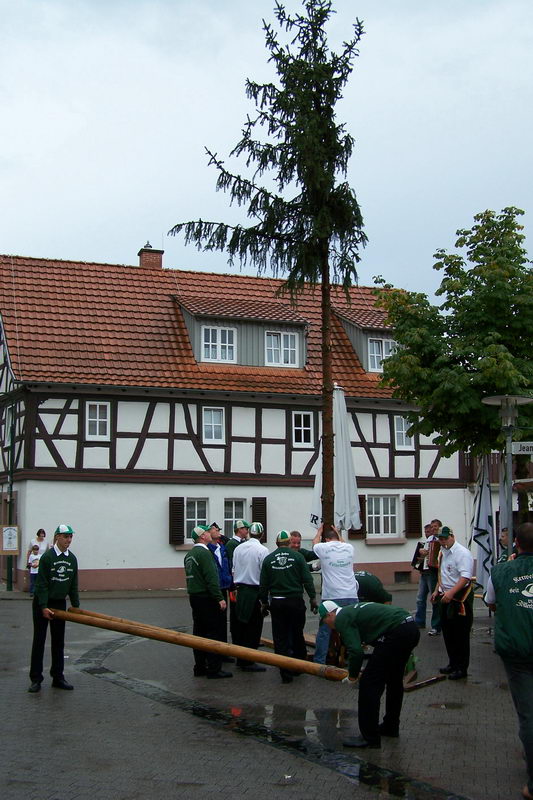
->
xmin=0 ymin=253 xmax=392 ymax=399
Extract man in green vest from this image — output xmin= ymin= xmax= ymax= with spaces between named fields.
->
xmin=259 ymin=530 xmax=318 ymax=683
xmin=486 ymin=523 xmax=533 ymax=800
xmin=28 ymin=524 xmax=80 ymax=693
xmin=319 ymin=600 xmax=419 ymax=748
xmin=185 ymin=525 xmax=231 ymax=680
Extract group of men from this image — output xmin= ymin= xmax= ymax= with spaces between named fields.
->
xmin=28 ymin=515 xmax=533 ymax=798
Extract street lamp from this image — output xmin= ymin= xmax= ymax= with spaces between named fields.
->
xmin=482 ymin=394 xmax=533 ymax=557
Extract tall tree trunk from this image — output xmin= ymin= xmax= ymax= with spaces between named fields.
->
xmin=321 ymin=248 xmax=334 ymax=532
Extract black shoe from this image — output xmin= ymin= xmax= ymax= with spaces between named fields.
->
xmin=239 ymin=664 xmax=266 ymax=672
xmin=206 ymin=670 xmax=233 ymax=679
xmin=52 ymin=679 xmax=74 ymax=690
xmin=343 ymin=735 xmax=381 ymax=749
xmin=448 ymin=670 xmax=467 ymax=680
xmin=281 ymin=674 xmax=293 ymax=684
xmin=378 ymin=724 xmax=399 ymax=738
xmin=439 ymin=666 xmax=454 ymax=675
xmin=28 ymin=682 xmax=41 ymax=693
xmin=193 ymin=668 xmax=207 ymax=677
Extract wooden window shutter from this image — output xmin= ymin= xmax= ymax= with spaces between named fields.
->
xmin=348 ymin=495 xmax=366 ymax=540
xmin=169 ymin=497 xmax=185 ymax=545
xmin=251 ymin=496 xmax=267 ymax=542
xmin=404 ymin=494 xmax=422 ymax=539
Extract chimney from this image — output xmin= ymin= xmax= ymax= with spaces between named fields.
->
xmin=138 ymin=241 xmax=164 ymax=269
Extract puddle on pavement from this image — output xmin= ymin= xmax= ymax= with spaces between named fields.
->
xmin=79 ymin=635 xmax=472 ymax=800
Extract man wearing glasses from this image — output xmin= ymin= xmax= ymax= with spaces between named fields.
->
xmin=28 ymin=523 xmax=80 ymax=693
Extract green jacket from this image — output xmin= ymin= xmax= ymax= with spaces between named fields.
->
xmin=34 ymin=548 xmax=79 ymax=609
xmin=491 ymin=554 xmax=533 ymax=662
xmin=225 ymin=536 xmax=243 ymax=570
xmin=185 ymin=544 xmax=224 ymax=601
xmin=354 ymin=570 xmax=392 ymax=603
xmin=259 ymin=546 xmax=316 ymax=603
xmin=335 ymin=602 xmax=412 ymax=677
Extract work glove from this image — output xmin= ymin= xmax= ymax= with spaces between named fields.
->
xmin=310 ymin=599 xmax=319 ymax=614
xmin=260 ymin=602 xmax=270 ymax=618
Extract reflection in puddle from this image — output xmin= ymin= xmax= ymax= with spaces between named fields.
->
xmin=80 ymin=637 xmax=471 ymax=800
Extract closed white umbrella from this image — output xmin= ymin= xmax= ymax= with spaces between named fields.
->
xmin=310 ymin=385 xmax=360 ymax=531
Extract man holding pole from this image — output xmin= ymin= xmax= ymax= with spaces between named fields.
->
xmin=184 ymin=525 xmax=232 ymax=679
xmin=28 ymin=523 xmax=79 ymax=693
xmin=319 ymin=600 xmax=420 ymax=748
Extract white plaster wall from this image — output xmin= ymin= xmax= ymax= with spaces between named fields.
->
xmin=370 ymin=447 xmax=389 ymax=477
xmin=174 ymin=440 xmax=205 ymax=471
xmin=291 ymin=450 xmax=314 ymax=474
xmin=117 ymin=401 xmax=149 ymax=432
xmin=261 ymin=443 xmax=285 ymax=474
xmin=355 ymin=412 xmax=373 ymax=442
xmin=115 ymin=438 xmax=139 ymax=469
xmin=83 ymin=447 xmax=111 ymax=469
xmin=394 ymin=454 xmax=416 ymax=479
xmin=375 ymin=414 xmax=390 ymax=442
xmin=206 ymin=448 xmax=226 ymax=472
xmin=34 ymin=440 xmax=61 ymax=468
xmin=150 ymin=403 xmax=170 ymax=433
xmin=261 ymin=407 xmax=286 ymax=439
xmin=432 ymin=453 xmax=460 ymax=479
xmin=54 ymin=440 xmax=77 ymax=466
xmin=14 ymin=481 xmax=474 ymax=574
xmin=58 ymin=415 xmax=78 ymax=436
xmin=134 ymin=438 xmax=167 ymax=470
xmin=231 ymin=441 xmax=256 ymax=474
xmin=353 ymin=447 xmax=374 ymax=476
xmin=173 ymin=404 xmax=187 ymax=434
xmin=232 ymin=406 xmax=256 ymax=438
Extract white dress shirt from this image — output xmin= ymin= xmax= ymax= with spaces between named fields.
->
xmin=232 ymin=538 xmax=268 ymax=585
xmin=439 ymin=541 xmax=474 ymax=591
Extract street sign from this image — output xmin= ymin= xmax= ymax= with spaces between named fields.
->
xmin=511 ymin=441 xmax=533 ymax=455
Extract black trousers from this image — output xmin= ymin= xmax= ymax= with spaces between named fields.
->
xmin=439 ymin=595 xmax=473 ymax=672
xmin=29 ymin=597 xmax=67 ymax=683
xmin=270 ymin=596 xmax=307 ymax=679
xmin=189 ymin=594 xmax=223 ymax=675
xmin=358 ymin=621 xmax=420 ymax=741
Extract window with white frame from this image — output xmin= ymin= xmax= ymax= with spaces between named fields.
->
xmin=86 ymin=402 xmax=110 ymax=441
xmin=185 ymin=498 xmax=208 ymax=538
xmin=292 ymin=411 xmax=313 ymax=447
xmin=224 ymin=498 xmax=246 ymax=538
xmin=202 ymin=407 xmax=225 ymax=443
xmin=201 ymin=326 xmax=236 ymax=363
xmin=265 ymin=331 xmax=298 ymax=367
xmin=368 ymin=338 xmax=396 ymax=372
xmin=394 ymin=416 xmax=413 ymax=449
xmin=366 ymin=495 xmax=398 ymax=535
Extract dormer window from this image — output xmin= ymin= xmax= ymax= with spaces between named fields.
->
xmin=201 ymin=326 xmax=236 ymax=363
xmin=265 ymin=331 xmax=298 ymax=367
xmin=368 ymin=338 xmax=396 ymax=372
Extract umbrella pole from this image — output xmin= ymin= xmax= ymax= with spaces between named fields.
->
xmin=54 ymin=608 xmax=347 ymax=682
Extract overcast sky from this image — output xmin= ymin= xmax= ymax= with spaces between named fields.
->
xmin=1 ymin=0 xmax=531 ymax=297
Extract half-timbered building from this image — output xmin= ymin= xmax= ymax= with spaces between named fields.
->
xmin=0 ymin=246 xmax=472 ymax=590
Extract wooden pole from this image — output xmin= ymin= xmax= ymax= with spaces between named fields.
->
xmin=55 ymin=608 xmax=348 ymax=682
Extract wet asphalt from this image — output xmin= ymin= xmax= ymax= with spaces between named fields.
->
xmin=1 ymin=586 xmax=526 ymax=800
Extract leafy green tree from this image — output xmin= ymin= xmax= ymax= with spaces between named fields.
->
xmin=170 ymin=0 xmax=367 ymax=527
xmin=375 ymin=207 xmax=533 ymax=461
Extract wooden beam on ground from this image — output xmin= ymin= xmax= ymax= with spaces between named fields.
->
xmin=56 ymin=608 xmax=347 ymax=682
xmin=403 ymin=674 xmax=447 ymax=692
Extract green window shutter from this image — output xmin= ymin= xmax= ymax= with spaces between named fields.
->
xmin=169 ymin=497 xmax=185 ymax=545
xmin=251 ymin=496 xmax=267 ymax=542
xmin=404 ymin=494 xmax=422 ymax=539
